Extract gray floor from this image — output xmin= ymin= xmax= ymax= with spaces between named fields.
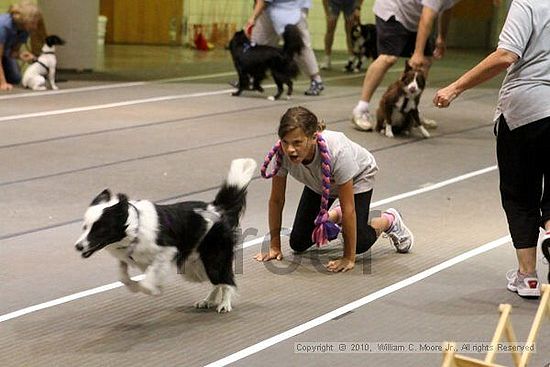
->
xmin=0 ymin=46 xmax=548 ymax=367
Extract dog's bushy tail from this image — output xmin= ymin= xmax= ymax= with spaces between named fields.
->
xmin=212 ymin=158 xmax=257 ymax=225
xmin=282 ymin=24 xmax=305 ymax=60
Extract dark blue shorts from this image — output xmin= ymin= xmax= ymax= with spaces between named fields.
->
xmin=375 ymin=15 xmax=435 ymax=57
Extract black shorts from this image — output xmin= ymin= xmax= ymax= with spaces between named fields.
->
xmin=327 ymin=0 xmax=358 ymax=18
xmin=375 ymin=15 xmax=435 ymax=57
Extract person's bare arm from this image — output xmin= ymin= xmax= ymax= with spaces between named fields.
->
xmin=434 ymin=48 xmax=518 ymax=107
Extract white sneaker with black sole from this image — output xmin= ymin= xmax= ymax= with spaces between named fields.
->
xmin=383 ymin=208 xmax=414 ymax=253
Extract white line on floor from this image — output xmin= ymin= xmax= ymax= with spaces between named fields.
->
xmin=0 ymin=164 xmax=498 ymax=324
xmin=0 ymin=72 xmax=237 ymax=100
xmin=0 ymin=73 xmax=371 ymax=123
xmin=0 ymin=59 xmax=367 ymax=101
xmin=204 ymin=236 xmax=511 ymax=367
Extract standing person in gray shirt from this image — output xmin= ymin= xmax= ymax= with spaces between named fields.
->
xmin=255 ymin=106 xmax=414 ymax=273
xmin=351 ymin=0 xmax=459 ymax=131
xmin=434 ymin=0 xmax=550 ymax=298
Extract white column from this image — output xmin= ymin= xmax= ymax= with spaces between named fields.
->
xmin=37 ymin=0 xmax=99 ymax=70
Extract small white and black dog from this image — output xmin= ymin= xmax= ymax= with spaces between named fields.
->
xmin=74 ymin=158 xmax=257 ymax=313
xmin=375 ymin=61 xmax=430 ymax=138
xmin=344 ymin=23 xmax=377 ymax=73
xmin=229 ymin=24 xmax=304 ymax=100
xmin=22 ymin=35 xmax=65 ymax=91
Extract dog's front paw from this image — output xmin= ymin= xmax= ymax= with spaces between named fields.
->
xmin=419 ymin=125 xmax=431 ymax=138
xmin=267 ymin=96 xmax=276 ymax=101
xmin=138 ymin=280 xmax=162 ymax=296
xmin=122 ymin=279 xmax=141 ymax=293
xmin=51 ymin=85 xmax=59 ymax=90
xmin=385 ymin=127 xmax=394 ymax=138
xmin=216 ymin=300 xmax=232 ymax=313
xmin=195 ymin=299 xmax=216 ymax=309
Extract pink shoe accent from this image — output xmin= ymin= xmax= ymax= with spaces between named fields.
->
xmin=382 ymin=212 xmax=395 ymax=228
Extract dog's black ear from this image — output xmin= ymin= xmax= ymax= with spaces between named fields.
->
xmin=91 ymin=189 xmax=112 ymax=205
xmin=404 ymin=60 xmax=412 ymax=72
xmin=45 ymin=35 xmax=66 ymax=47
xmin=117 ymin=193 xmax=129 ymax=204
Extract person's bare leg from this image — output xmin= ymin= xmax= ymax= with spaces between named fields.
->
xmin=323 ymin=15 xmax=338 ymax=69
xmin=359 ymin=54 xmax=398 ymax=103
xmin=516 ymin=248 xmax=537 ymax=274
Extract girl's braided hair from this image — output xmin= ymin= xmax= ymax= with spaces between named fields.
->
xmin=261 ymin=106 xmax=340 ymax=245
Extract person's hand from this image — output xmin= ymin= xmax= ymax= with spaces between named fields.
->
xmin=245 ymin=18 xmax=255 ymax=38
xmin=254 ymin=247 xmax=283 ymax=262
xmin=19 ymin=51 xmax=35 ymax=63
xmin=433 ymin=39 xmax=446 ymax=60
xmin=0 ymin=81 xmax=13 ymax=91
xmin=433 ymin=84 xmax=460 ymax=108
xmin=408 ymin=52 xmax=426 ymax=70
xmin=325 ymin=257 xmax=355 ymax=272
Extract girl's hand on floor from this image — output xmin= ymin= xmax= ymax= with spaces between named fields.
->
xmin=325 ymin=258 xmax=355 ymax=272
xmin=254 ymin=248 xmax=283 ymax=262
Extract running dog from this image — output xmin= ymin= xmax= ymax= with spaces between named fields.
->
xmin=375 ymin=62 xmax=430 ymax=138
xmin=22 ymin=35 xmax=65 ymax=91
xmin=229 ymin=24 xmax=304 ymax=100
xmin=74 ymin=158 xmax=257 ymax=313
xmin=344 ymin=23 xmax=377 ymax=73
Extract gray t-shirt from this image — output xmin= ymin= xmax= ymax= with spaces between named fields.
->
xmin=276 ymin=130 xmax=378 ymax=198
xmin=494 ymin=0 xmax=550 ymax=130
xmin=373 ymin=0 xmax=457 ymax=32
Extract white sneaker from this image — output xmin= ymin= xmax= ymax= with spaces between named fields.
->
xmin=383 ymin=208 xmax=414 ymax=253
xmin=351 ymin=110 xmax=373 ymax=131
xmin=506 ymin=269 xmax=541 ymax=298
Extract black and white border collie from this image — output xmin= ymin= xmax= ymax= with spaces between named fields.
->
xmin=75 ymin=158 xmax=257 ymax=313
xmin=345 ymin=23 xmax=377 ymax=73
xmin=375 ymin=61 xmax=430 ymax=138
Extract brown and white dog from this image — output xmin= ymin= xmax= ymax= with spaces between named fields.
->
xmin=376 ymin=62 xmax=430 ymax=138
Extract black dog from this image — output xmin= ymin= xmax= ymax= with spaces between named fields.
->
xmin=229 ymin=24 xmax=304 ymax=100
xmin=345 ymin=23 xmax=377 ymax=73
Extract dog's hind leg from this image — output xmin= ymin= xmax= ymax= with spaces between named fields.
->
xmin=217 ymin=284 xmax=236 ymax=313
xmin=268 ymin=73 xmax=284 ymax=101
xmin=195 ymin=286 xmax=221 ymax=310
xmin=284 ymin=80 xmax=293 ymax=100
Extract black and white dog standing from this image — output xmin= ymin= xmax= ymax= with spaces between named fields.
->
xmin=345 ymin=23 xmax=377 ymax=73
xmin=22 ymin=35 xmax=65 ymax=91
xmin=74 ymin=158 xmax=257 ymax=313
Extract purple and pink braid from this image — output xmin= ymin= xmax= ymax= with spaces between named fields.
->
xmin=261 ymin=134 xmax=341 ymax=246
